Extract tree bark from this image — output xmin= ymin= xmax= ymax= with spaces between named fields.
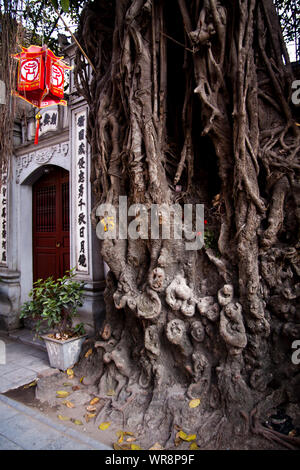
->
xmin=75 ymin=0 xmax=300 ymax=449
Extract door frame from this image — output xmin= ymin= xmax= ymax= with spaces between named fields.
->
xmin=32 ymin=166 xmax=70 ymax=282
xmin=19 ymin=162 xmax=70 ymax=305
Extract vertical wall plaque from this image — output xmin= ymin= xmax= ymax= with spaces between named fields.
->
xmin=0 ymin=167 xmax=8 ymax=266
xmin=74 ymin=108 xmax=89 ymax=273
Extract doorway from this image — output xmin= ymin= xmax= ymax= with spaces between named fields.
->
xmin=32 ymin=166 xmax=70 ymax=282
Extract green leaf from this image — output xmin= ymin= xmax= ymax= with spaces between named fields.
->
xmin=60 ymin=0 xmax=70 ymax=13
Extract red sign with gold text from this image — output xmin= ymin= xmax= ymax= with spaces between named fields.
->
xmin=13 ymin=45 xmax=71 ymax=108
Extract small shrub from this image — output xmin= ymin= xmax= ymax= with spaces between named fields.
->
xmin=20 ymin=269 xmax=85 ymax=338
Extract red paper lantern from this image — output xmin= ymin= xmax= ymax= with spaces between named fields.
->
xmin=12 ymin=45 xmax=72 ymax=144
xmin=13 ymin=45 xmax=71 ymax=108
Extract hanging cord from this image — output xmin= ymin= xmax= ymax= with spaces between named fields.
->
xmin=34 ymin=111 xmax=42 ymax=145
xmin=54 ymin=8 xmax=96 ymax=74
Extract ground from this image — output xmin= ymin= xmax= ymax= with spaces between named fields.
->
xmin=4 ymin=366 xmax=300 ymax=451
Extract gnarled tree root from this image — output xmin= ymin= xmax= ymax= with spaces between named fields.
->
xmin=250 ymin=408 xmax=300 ymax=450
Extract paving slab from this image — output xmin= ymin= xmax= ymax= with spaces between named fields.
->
xmin=0 ymin=395 xmax=111 ymax=450
xmin=0 ymin=412 xmax=61 ymax=450
xmin=0 ymin=333 xmax=51 ymax=393
xmin=42 ymin=436 xmax=93 ymax=451
xmin=18 ymin=353 xmax=48 ymax=365
xmin=8 ymin=329 xmax=46 ymax=351
xmin=0 ymin=377 xmax=15 ymax=394
xmin=0 ymin=331 xmax=111 ymax=450
xmin=0 ymin=434 xmax=23 ymax=450
xmin=2 ymin=368 xmax=37 ymax=383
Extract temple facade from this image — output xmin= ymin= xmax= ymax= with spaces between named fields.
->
xmin=0 ymin=43 xmax=106 ymax=334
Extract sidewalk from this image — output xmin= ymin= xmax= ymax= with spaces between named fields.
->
xmin=0 ymin=395 xmax=110 ymax=450
xmin=0 ymin=332 xmax=50 ymax=393
xmin=0 ymin=330 xmax=111 ymax=450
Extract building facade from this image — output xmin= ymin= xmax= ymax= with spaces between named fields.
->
xmin=0 ymin=44 xmax=106 ymax=334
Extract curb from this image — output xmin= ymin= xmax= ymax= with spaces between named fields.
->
xmin=0 ymin=394 xmax=112 ymax=450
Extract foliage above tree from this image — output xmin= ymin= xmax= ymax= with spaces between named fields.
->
xmin=1 ymin=1 xmax=298 ymax=60
xmin=0 ymin=0 xmax=84 ymax=53
xmin=275 ymin=0 xmax=300 ymax=60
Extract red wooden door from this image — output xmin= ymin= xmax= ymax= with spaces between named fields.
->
xmin=33 ymin=166 xmax=70 ymax=282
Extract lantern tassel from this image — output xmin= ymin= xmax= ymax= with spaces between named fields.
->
xmin=34 ymin=112 xmax=42 ymax=145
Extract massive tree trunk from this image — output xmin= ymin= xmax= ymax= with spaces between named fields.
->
xmin=75 ymin=0 xmax=300 ymax=449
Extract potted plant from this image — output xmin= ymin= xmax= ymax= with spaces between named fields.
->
xmin=20 ymin=269 xmax=87 ymax=371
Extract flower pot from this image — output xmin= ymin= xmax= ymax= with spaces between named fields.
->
xmin=42 ymin=334 xmax=87 ymax=371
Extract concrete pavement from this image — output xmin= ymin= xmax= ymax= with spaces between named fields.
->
xmin=0 ymin=394 xmax=110 ymax=449
xmin=0 ymin=330 xmax=111 ymax=450
xmin=0 ymin=332 xmax=50 ymax=393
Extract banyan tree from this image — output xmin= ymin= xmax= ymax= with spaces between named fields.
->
xmin=73 ymin=0 xmax=300 ymax=449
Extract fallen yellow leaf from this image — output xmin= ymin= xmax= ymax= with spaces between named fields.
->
xmin=56 ymin=390 xmax=70 ymax=398
xmin=80 ymin=377 xmax=84 ymax=383
xmin=177 ymin=430 xmax=197 ymax=442
xmin=63 ymin=400 xmax=75 ymax=408
xmin=106 ymin=389 xmax=116 ymax=396
xmin=131 ymin=444 xmax=142 ymax=450
xmin=72 ymin=419 xmax=83 ymax=425
xmin=149 ymin=442 xmax=164 ymax=450
xmin=116 ymin=430 xmax=134 ymax=444
xmin=23 ymin=381 xmax=37 ymax=389
xmin=85 ymin=348 xmax=92 ymax=358
xmin=86 ymin=405 xmax=97 ymax=412
xmin=177 ymin=430 xmax=187 ymax=440
xmin=113 ymin=443 xmax=123 ymax=450
xmin=113 ymin=443 xmax=131 ymax=450
xmin=58 ymin=415 xmax=70 ymax=421
xmin=189 ymin=398 xmax=201 ymax=409
xmin=62 ymin=382 xmax=73 ymax=387
xmin=190 ymin=442 xmax=200 ymax=450
xmin=186 ymin=434 xmax=197 ymax=442
xmin=90 ymin=397 xmax=100 ymax=405
xmin=66 ymin=368 xmax=74 ymax=377
xmin=99 ymin=421 xmax=111 ymax=430
xmin=85 ymin=413 xmax=96 ymax=423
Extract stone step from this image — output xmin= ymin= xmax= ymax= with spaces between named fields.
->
xmin=8 ymin=329 xmax=47 ymax=352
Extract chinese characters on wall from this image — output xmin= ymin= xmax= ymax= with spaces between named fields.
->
xmin=75 ymin=109 xmax=89 ymax=273
xmin=0 ymin=170 xmax=8 ymax=266
xmin=39 ymin=109 xmax=58 ymax=136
